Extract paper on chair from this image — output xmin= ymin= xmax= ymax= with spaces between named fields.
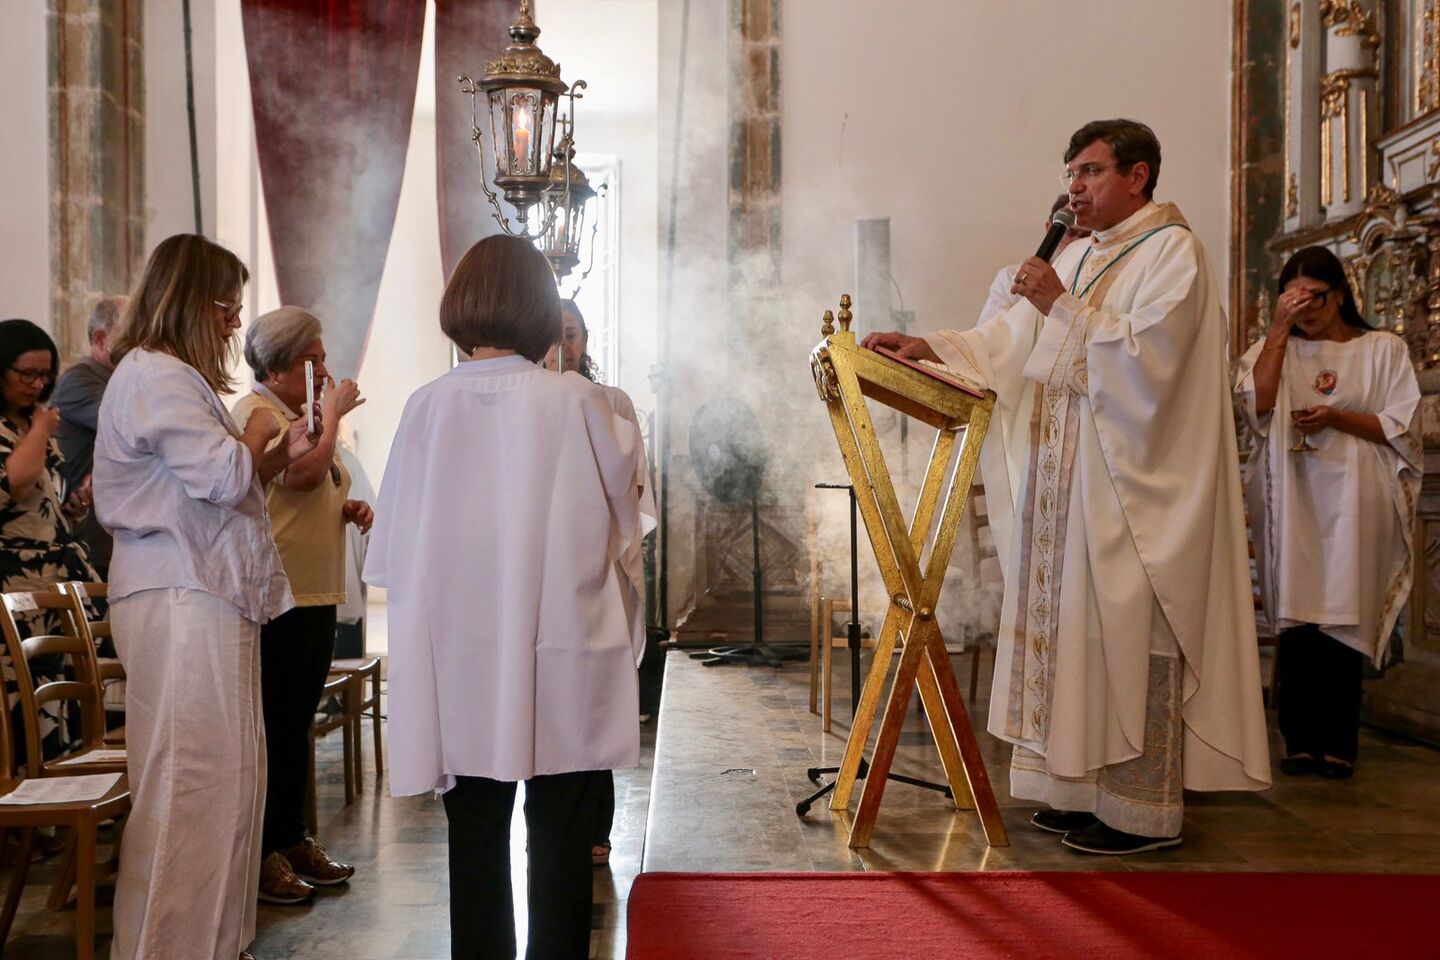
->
xmin=53 ymin=748 xmax=128 ymax=765
xmin=0 ymin=772 xmax=122 ymax=805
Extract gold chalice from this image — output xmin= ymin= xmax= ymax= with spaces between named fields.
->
xmin=1289 ymin=409 xmax=1316 ymax=453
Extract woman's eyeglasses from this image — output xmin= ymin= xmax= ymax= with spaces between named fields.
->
xmin=214 ymin=299 xmax=244 ymax=319
xmin=8 ymin=368 xmax=53 ymax=385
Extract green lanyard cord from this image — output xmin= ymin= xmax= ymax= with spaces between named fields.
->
xmin=1067 ymin=223 xmax=1187 ymax=301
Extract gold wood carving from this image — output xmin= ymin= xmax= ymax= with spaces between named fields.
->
xmin=1321 ymin=69 xmax=1377 ymax=207
xmin=1427 ymin=140 xmax=1440 ymax=181
xmin=1285 ymin=17 xmax=1295 ymax=219
xmin=1323 ymin=116 xmax=1334 ymax=207
xmin=1428 ymin=231 xmax=1440 ymax=330
xmin=1361 ymin=89 xmax=1369 ymax=187
xmin=1420 ymin=0 xmax=1440 ymax=115
xmin=808 ymin=298 xmax=1006 ymax=849
xmin=1321 ymin=0 xmax=1381 ymax=47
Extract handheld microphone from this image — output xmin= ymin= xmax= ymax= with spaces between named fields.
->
xmin=1034 ymin=207 xmax=1077 ymax=263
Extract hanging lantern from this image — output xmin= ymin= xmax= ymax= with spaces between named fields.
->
xmin=541 ymin=130 xmax=597 ymax=280
xmin=458 ymin=0 xmax=569 ymax=233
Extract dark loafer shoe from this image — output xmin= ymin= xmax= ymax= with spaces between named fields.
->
xmin=1280 ymin=754 xmax=1318 ymax=776
xmin=1318 ymin=759 xmax=1355 ymax=780
xmin=1031 ymin=809 xmax=1099 ymax=835
xmin=1061 ymin=821 xmax=1182 ymax=855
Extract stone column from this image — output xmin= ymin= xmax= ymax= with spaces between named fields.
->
xmin=49 ymin=0 xmax=144 ymax=361
xmin=1319 ymin=0 xmax=1379 ymax=222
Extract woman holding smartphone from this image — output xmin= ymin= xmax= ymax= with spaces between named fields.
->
xmin=1236 ymin=245 xmax=1420 ymax=780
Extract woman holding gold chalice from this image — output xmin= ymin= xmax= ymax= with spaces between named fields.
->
xmin=1236 ymin=245 xmax=1420 ymax=780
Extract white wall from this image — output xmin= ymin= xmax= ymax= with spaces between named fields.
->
xmin=782 ymin=0 xmax=1233 ymax=336
xmin=145 ymin=0 xmax=219 ymax=252
xmin=541 ymin=0 xmax=661 ymax=415
xmin=0 ymin=2 xmax=54 ymax=330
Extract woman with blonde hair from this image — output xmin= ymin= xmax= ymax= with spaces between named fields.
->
xmin=94 ymin=234 xmax=317 ymax=960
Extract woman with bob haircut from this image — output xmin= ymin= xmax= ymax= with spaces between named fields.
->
xmin=365 ymin=235 xmax=649 ymax=959
xmin=1237 ymin=244 xmax=1421 ymax=781
xmin=94 ymin=234 xmax=317 ymax=960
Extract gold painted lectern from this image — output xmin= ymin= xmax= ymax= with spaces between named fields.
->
xmin=809 ymin=295 xmax=1008 ymax=849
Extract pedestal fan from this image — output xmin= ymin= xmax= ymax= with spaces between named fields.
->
xmin=688 ymin=398 xmax=804 ymax=667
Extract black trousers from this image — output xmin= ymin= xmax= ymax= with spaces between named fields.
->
xmin=590 ymin=770 xmax=614 ymax=846
xmin=260 ymin=604 xmax=337 ymax=854
xmin=1276 ymin=623 xmax=1364 ymax=763
xmin=443 ymin=772 xmax=600 ymax=960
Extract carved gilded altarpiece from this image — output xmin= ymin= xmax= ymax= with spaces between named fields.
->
xmin=1234 ymin=0 xmax=1440 ymax=742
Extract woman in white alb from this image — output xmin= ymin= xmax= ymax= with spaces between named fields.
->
xmin=1236 ymin=245 xmax=1420 ymax=781
xmin=545 ymin=299 xmax=656 ymax=868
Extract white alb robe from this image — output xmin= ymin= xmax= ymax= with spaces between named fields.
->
xmin=598 ymin=382 xmax=659 ymax=662
xmin=364 ymin=356 xmax=649 ymax=794
xmin=979 ymin=264 xmax=1022 ymax=326
xmin=1236 ymin=331 xmax=1421 ymax=664
xmin=923 ymin=202 xmax=1272 ymax=805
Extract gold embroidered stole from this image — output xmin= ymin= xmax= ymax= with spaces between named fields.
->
xmin=1002 ymin=204 xmax=1190 ymax=743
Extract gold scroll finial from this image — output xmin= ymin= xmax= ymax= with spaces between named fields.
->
xmin=839 ymin=294 xmax=853 ymax=333
xmin=822 ymin=310 xmax=835 ymax=337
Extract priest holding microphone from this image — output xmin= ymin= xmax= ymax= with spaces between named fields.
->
xmin=864 ymin=119 xmax=1270 ymax=855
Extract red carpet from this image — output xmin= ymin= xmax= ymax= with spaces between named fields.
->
xmin=626 ymin=871 xmax=1439 ymax=959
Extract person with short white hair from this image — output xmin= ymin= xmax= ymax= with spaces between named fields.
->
xmin=233 ymin=305 xmax=370 ymax=906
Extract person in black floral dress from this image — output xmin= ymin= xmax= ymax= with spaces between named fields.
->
xmin=0 ymin=318 xmax=99 ymax=752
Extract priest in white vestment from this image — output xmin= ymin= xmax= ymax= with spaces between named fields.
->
xmin=865 ymin=120 xmax=1271 ymax=856
xmin=1236 ymin=245 xmax=1420 ymax=779
xmin=363 ymin=237 xmax=649 ymax=957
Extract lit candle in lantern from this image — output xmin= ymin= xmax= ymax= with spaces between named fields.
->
xmin=512 ymin=102 xmax=534 ymax=172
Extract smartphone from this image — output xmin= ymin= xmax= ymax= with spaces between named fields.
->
xmin=305 ymin=360 xmax=315 ymax=434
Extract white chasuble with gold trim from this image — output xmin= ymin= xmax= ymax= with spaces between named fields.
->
xmin=925 ymin=202 xmax=1271 ymax=794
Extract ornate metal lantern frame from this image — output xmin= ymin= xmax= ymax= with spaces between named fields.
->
xmin=540 ymin=95 xmax=602 ymax=282
xmin=458 ymin=0 xmax=577 ymax=239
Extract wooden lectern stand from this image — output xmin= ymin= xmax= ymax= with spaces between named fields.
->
xmin=809 ymin=294 xmax=1008 ymax=849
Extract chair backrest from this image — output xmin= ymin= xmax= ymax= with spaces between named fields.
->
xmin=0 ymin=589 xmax=107 ymax=777
xmin=0 ymin=638 xmax=18 ymax=794
xmin=59 ymin=581 xmax=124 ymax=698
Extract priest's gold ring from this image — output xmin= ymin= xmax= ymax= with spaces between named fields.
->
xmin=1016 ymin=272 xmax=1028 ymax=284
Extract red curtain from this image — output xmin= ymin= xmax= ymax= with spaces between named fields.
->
xmin=240 ymin=0 xmax=426 ymax=380
xmin=434 ymin=0 xmax=524 ymax=279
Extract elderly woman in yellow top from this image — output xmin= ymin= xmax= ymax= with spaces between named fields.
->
xmin=232 ymin=307 xmax=371 ymax=906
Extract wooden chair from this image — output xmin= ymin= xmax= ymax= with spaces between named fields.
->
xmin=964 ymin=483 xmax=999 ymax=704
xmin=806 ymin=493 xmax=876 ymax=731
xmin=0 ymin=592 xmax=126 ymax=780
xmin=0 ymin=627 xmax=129 ymax=959
xmin=57 ymin=583 xmax=124 ymax=746
xmin=305 ymin=673 xmax=355 ymax=835
xmin=328 ymin=657 xmax=383 ymax=791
